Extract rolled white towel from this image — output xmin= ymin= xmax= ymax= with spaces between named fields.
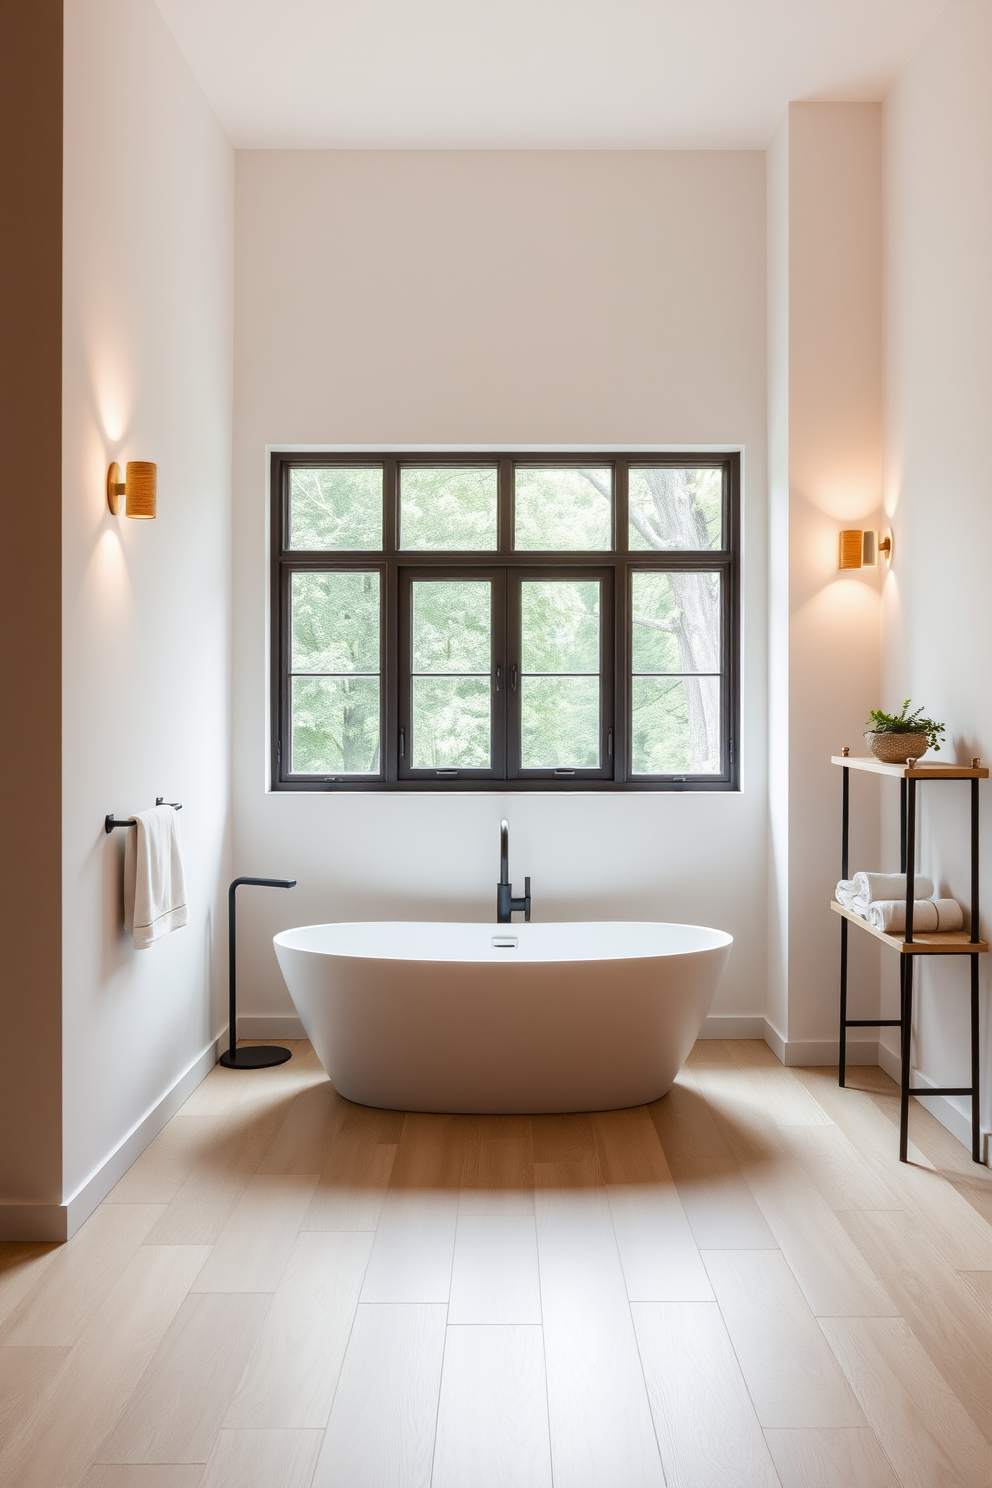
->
xmin=852 ymin=871 xmax=935 ymax=907
xmin=867 ymin=898 xmax=964 ymax=933
xmin=835 ymin=879 xmax=860 ymax=910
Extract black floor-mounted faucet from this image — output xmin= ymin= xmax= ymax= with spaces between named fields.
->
xmin=497 ymin=818 xmax=531 ymax=923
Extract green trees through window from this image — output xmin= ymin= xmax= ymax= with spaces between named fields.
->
xmin=273 ymin=454 xmax=738 ymax=789
xmin=411 ymin=581 xmax=493 ymax=768
xmin=290 ymin=572 xmax=380 ymax=774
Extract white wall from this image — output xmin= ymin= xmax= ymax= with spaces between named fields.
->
xmin=882 ymin=0 xmax=992 ymax=1135
xmin=766 ymin=104 xmax=885 ymax=1063
xmin=61 ymin=0 xmax=233 ymax=1211
xmin=766 ymin=113 xmax=791 ymax=1046
xmin=232 ymin=150 xmax=769 ymax=1030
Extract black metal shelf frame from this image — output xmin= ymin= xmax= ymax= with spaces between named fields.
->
xmin=838 ymin=763 xmax=982 ymax=1163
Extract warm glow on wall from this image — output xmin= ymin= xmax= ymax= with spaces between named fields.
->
xmin=107 ymin=461 xmax=157 ymax=519
xmin=94 ymin=363 xmax=131 ymax=445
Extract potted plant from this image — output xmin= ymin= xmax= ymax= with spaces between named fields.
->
xmin=864 ymin=699 xmax=946 ymax=763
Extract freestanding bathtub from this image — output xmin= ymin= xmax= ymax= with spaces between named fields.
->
xmin=273 ymin=920 xmax=732 ymax=1114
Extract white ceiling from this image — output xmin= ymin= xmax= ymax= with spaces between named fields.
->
xmin=155 ymin=0 xmax=948 ymax=151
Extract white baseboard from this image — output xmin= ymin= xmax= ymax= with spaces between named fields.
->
xmin=0 ymin=1202 xmax=68 ymax=1244
xmin=876 ymin=1042 xmax=987 ymax=1162
xmin=0 ymin=1035 xmax=222 ymax=1243
xmin=237 ymin=1015 xmax=306 ymax=1040
xmin=875 ymin=1040 xmax=901 ymax=1089
xmin=763 ymin=1020 xmax=786 ymax=1062
xmin=699 ymin=1014 xmax=767 ymax=1039
xmin=778 ymin=1036 xmax=880 ymax=1067
xmin=758 ymin=1018 xmax=879 ymax=1067
xmin=687 ymin=1014 xmax=878 ymax=1067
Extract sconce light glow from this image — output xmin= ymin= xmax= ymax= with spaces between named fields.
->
xmin=838 ymin=529 xmax=892 ymax=570
xmin=107 ymin=461 xmax=157 ymax=519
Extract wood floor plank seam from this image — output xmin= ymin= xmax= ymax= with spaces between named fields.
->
xmin=836 ymin=1207 xmax=992 ymax=1450
xmin=633 ymin=1303 xmax=783 ymax=1488
xmin=696 ymin=1260 xmax=799 ymax=1455
xmin=761 ymin=1425 xmax=901 ymax=1487
xmin=223 ymin=1231 xmax=376 ymax=1431
xmin=292 ymin=1236 xmax=375 ymax=1443
xmin=425 ymin=1319 xmax=448 ymax=1488
xmin=818 ymin=1314 xmax=992 ymax=1485
xmin=703 ymin=1250 xmax=868 ymax=1430
xmin=527 ymin=1124 xmax=557 ymax=1488
xmin=623 ymin=1291 xmax=674 ymax=1480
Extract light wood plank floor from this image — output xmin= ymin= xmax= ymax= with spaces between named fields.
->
xmin=4 ymin=1039 xmax=992 ymax=1487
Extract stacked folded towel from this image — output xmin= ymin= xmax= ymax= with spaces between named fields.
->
xmin=835 ymin=871 xmax=935 ymax=915
xmin=867 ymin=899 xmax=964 ymax=933
xmin=835 ymin=870 xmax=964 ymax=934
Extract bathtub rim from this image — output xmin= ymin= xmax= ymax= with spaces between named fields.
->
xmin=273 ymin=919 xmax=733 ymax=966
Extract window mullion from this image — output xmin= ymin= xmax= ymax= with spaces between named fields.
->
xmin=614 ymin=561 xmax=629 ymax=783
xmin=384 ymin=556 xmax=399 ymax=782
xmin=494 ymin=570 xmax=509 ymax=779
xmin=615 ymin=460 xmax=628 ymax=554
xmin=498 ymin=458 xmax=513 ymax=554
xmin=383 ymin=460 xmax=398 ymax=553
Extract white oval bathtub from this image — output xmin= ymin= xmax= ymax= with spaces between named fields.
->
xmin=273 ymin=921 xmax=732 ymax=1114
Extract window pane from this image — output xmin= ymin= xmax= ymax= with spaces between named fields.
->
xmin=521 ymin=581 xmax=599 ymax=673
xmin=631 ymin=676 xmax=721 ymax=775
xmin=291 ymin=572 xmax=380 ymax=674
xmin=289 ymin=467 xmax=382 ymax=550
xmin=628 ymin=468 xmax=722 ymax=551
xmin=519 ymin=580 xmax=600 ymax=770
xmin=522 ymin=677 xmax=600 ymax=768
xmin=412 ymin=678 xmax=491 ymax=768
xmin=291 ymin=676 xmax=380 ymax=774
xmin=400 ymin=467 xmax=497 ymax=550
xmin=410 ymin=580 xmax=492 ymax=769
xmin=412 ymin=580 xmax=491 ymax=674
xmin=631 ymin=572 xmax=720 ymax=675
xmin=514 ymin=468 xmax=611 ymax=550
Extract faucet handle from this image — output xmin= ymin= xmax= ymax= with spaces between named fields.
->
xmin=524 ymin=876 xmax=531 ymax=922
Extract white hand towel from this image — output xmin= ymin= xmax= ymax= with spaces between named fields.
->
xmin=124 ymin=806 xmax=188 ymax=949
xmin=867 ymin=898 xmax=964 ymax=933
xmin=852 ymin=871 xmax=935 ymax=907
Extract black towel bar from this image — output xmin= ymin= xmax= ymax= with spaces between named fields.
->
xmin=105 ymin=798 xmax=182 ymax=833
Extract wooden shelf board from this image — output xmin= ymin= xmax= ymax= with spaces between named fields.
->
xmin=831 ymin=755 xmax=989 ymax=780
xmin=830 ymin=901 xmax=987 ymax=955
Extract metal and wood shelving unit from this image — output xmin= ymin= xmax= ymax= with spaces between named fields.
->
xmin=832 ymin=752 xmax=988 ymax=1163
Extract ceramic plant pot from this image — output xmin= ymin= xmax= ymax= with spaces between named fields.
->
xmin=865 ymin=730 xmax=930 ymax=764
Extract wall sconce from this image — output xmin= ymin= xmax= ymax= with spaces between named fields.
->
xmin=107 ymin=461 xmax=157 ymax=519
xmin=839 ymin=529 xmax=892 ymax=569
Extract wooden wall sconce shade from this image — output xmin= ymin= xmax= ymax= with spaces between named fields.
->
xmin=839 ymin=528 xmax=892 ymax=569
xmin=107 ymin=461 xmax=157 ymax=519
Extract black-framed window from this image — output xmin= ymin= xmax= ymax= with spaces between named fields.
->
xmin=271 ymin=453 xmax=740 ymax=791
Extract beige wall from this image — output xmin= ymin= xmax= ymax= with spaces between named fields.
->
xmin=882 ymin=0 xmax=992 ymax=1137
xmin=0 ymin=0 xmax=65 ymax=1219
xmin=232 ymin=150 xmax=770 ymax=1032
xmin=56 ymin=0 xmax=233 ymax=1225
xmin=767 ymin=103 xmax=884 ymax=1059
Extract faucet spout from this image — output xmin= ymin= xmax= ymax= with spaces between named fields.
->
xmin=496 ymin=819 xmax=531 ymax=924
